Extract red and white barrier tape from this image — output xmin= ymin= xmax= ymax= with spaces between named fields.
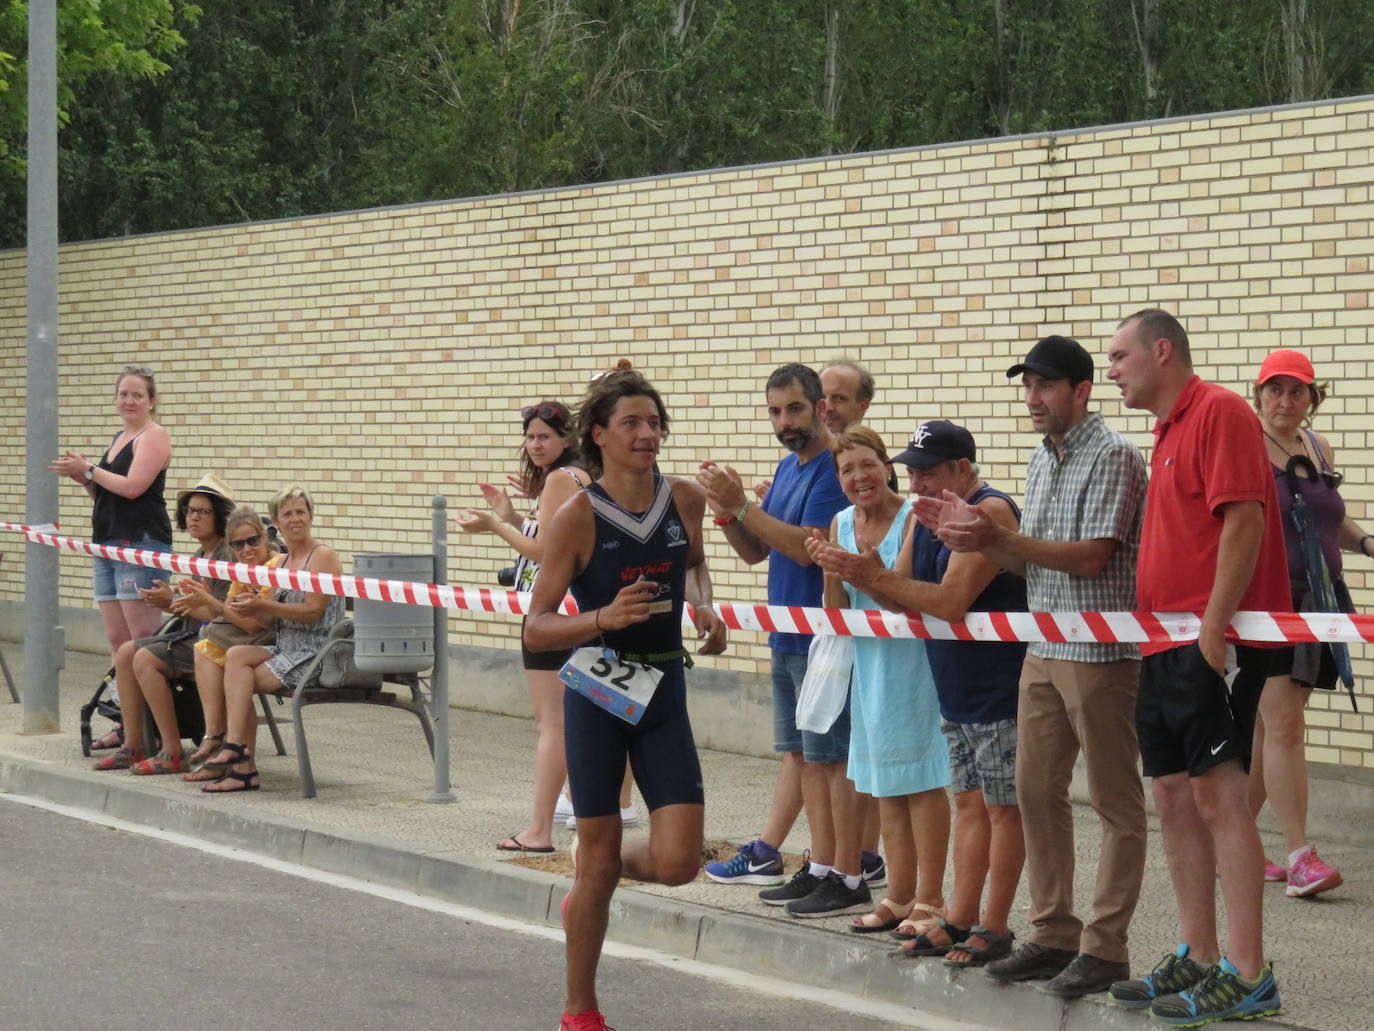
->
xmin=5 ymin=521 xmax=1373 ymax=645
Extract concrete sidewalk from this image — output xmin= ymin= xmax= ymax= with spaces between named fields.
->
xmin=0 ymin=648 xmax=1366 ymax=1031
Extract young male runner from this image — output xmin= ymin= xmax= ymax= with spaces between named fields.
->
xmin=525 ymin=367 xmax=726 ymax=1031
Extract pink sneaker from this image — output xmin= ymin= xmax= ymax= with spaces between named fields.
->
xmin=1263 ymin=859 xmax=1286 ymax=882
xmin=559 ymin=1010 xmax=614 ymax=1031
xmin=1286 ymin=846 xmax=1342 ymax=898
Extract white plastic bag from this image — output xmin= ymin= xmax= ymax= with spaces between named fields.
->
xmin=795 ymin=633 xmax=854 ymax=733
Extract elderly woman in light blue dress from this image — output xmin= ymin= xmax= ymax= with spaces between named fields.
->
xmin=197 ymin=485 xmax=344 ymax=793
xmin=809 ymin=426 xmax=951 ymax=937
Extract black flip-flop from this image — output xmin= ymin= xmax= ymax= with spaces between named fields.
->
xmin=496 ymin=833 xmax=555 ymax=854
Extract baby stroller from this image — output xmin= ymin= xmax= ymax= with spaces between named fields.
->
xmin=79 ymin=623 xmax=207 ymax=757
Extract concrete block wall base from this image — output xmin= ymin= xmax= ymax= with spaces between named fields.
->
xmin=0 ymin=754 xmax=1290 ymax=1031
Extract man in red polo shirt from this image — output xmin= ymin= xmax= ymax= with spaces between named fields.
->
xmin=1106 ymin=308 xmax=1288 ymax=1026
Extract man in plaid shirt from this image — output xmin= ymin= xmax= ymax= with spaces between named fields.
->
xmin=934 ymin=335 xmax=1149 ymax=997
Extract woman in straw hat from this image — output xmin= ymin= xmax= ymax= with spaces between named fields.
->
xmin=92 ymin=474 xmax=235 ymax=772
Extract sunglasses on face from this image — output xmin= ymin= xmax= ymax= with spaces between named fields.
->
xmin=522 ymin=404 xmax=568 ymax=423
xmin=186 ymin=507 xmax=215 ymax=518
xmin=228 ymin=534 xmax=264 ymax=551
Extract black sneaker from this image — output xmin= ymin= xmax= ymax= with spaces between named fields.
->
xmin=758 ymin=865 xmax=821 ymax=907
xmin=1041 ymin=953 xmax=1130 ymax=997
xmin=785 ymin=871 xmax=873 ymax=919
xmin=1109 ymin=945 xmax=1210 ymax=1010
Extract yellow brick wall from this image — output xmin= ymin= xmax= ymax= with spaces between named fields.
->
xmin=4 ymin=98 xmax=1373 ymax=766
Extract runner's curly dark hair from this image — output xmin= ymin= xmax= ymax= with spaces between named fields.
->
xmin=576 ymin=360 xmax=669 ymax=479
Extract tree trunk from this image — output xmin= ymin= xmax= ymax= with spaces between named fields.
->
xmin=990 ymin=0 xmax=1011 ymax=136
xmin=670 ymin=0 xmax=695 ymax=167
xmin=1130 ymin=0 xmax=1159 ymax=117
xmin=1279 ymin=0 xmax=1328 ymax=102
xmin=823 ymin=5 xmax=841 ymax=152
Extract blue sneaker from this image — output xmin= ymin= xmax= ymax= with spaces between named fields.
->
xmin=704 ymin=839 xmax=784 ymax=885
xmin=1150 ymin=957 xmax=1281 ymax=1026
xmin=861 ymin=850 xmax=887 ymax=889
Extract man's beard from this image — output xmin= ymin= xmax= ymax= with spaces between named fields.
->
xmin=776 ymin=424 xmax=815 ymax=453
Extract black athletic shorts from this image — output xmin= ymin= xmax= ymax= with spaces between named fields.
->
xmin=563 ymin=660 xmax=704 ymax=819
xmin=520 ymin=615 xmax=572 ymax=672
xmin=1137 ymin=642 xmax=1273 ymax=778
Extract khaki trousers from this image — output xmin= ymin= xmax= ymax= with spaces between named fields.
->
xmin=1015 ymin=652 xmax=1146 ymax=964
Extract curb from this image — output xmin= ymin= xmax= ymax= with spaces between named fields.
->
xmin=0 ymin=754 xmax=1295 ymax=1031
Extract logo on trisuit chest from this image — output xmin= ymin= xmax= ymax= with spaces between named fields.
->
xmin=665 ymin=519 xmax=686 ymax=546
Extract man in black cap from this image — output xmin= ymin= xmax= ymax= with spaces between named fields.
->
xmin=932 ymin=336 xmax=1150 ymax=997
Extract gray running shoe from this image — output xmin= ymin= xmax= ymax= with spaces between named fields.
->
xmin=1109 ymin=945 xmax=1210 ymax=1009
xmin=758 ymin=865 xmax=822 ymax=906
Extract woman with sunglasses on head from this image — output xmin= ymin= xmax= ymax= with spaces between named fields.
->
xmin=1251 ymin=349 xmax=1372 ymax=897
xmin=199 ymin=486 xmax=344 ymax=793
xmin=179 ymin=507 xmax=283 ymax=780
xmin=458 ymin=400 xmax=590 ymax=852
xmin=50 ymin=363 xmax=174 ymax=663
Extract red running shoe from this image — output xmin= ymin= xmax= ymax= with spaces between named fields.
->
xmin=559 ymin=1010 xmax=614 ymax=1030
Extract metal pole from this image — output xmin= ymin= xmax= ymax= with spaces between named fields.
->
xmin=23 ymin=0 xmax=63 ymax=733
xmin=424 ymin=495 xmax=456 ymax=802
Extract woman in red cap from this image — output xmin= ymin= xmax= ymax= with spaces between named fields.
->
xmin=1251 ymin=348 xmax=1372 ymax=898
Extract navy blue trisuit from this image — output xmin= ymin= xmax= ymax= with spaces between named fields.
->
xmin=564 ymin=475 xmax=705 ymax=819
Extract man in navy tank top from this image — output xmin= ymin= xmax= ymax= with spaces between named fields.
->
xmin=525 ymin=367 xmax=726 ymax=1031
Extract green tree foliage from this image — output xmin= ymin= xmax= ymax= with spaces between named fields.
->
xmin=4 ymin=0 xmax=1374 ymax=248
xmin=0 ymin=0 xmax=194 ymax=180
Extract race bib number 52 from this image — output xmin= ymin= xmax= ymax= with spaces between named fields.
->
xmin=559 ymin=646 xmax=662 ymax=725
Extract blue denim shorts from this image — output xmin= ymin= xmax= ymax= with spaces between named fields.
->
xmin=771 ymin=648 xmax=850 ymax=764
xmin=91 ymin=537 xmax=172 ymax=602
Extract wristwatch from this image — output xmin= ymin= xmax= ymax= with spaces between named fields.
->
xmin=83 ymin=464 xmax=95 ymax=483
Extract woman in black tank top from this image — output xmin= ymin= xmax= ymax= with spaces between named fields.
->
xmin=457 ymin=400 xmax=593 ymax=852
xmin=50 ymin=364 xmax=173 ymax=658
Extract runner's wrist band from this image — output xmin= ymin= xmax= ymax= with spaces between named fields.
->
xmin=712 ymin=513 xmax=737 ymax=526
xmin=737 ymin=499 xmax=752 ymax=523
xmin=594 ymin=608 xmax=604 ymax=630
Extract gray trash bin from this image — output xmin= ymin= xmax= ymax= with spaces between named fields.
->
xmin=353 ymin=553 xmax=435 ymax=673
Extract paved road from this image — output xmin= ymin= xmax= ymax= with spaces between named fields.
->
xmin=0 ymin=799 xmax=941 ymax=1031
